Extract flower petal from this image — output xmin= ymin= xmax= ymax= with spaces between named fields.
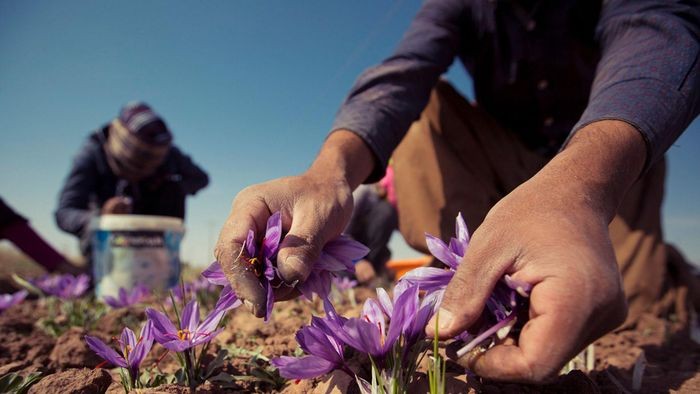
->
xmin=271 ymin=355 xmax=337 ymax=380
xmin=400 ymin=267 xmax=453 ymax=293
xmin=85 ymin=336 xmax=127 ymax=368
xmin=262 ymin=212 xmax=282 ymax=259
xmin=202 ymin=261 xmax=229 ymax=286
xmin=145 ymin=308 xmax=179 ymax=340
xmin=425 ymin=234 xmax=460 ymax=269
xmin=181 ymin=300 xmax=200 ymax=332
xmin=245 ymin=229 xmax=256 ymax=257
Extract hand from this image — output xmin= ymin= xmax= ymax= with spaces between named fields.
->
xmin=428 ymin=120 xmax=647 ymax=383
xmin=101 ymin=197 xmax=132 ymax=214
xmin=215 ymin=131 xmax=375 ymax=318
xmin=354 ymin=259 xmax=377 ymax=284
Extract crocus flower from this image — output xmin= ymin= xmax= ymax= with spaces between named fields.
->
xmin=400 ymin=212 xmax=531 ymax=357
xmin=203 ymin=211 xmax=369 ymax=321
xmin=0 ymin=290 xmax=28 ymax=312
xmin=328 ymin=283 xmax=435 ymax=364
xmin=85 ymin=321 xmax=154 ymax=382
xmin=332 ymin=276 xmax=358 ymax=292
xmin=32 ymin=273 xmax=90 ymax=299
xmin=103 ymin=284 xmax=150 ymax=308
xmin=145 ymin=299 xmax=229 ymax=352
xmin=270 ymin=311 xmax=349 ymax=379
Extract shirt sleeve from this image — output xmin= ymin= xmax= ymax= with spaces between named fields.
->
xmin=55 ymin=140 xmax=99 ymax=236
xmin=330 ymin=0 xmax=469 ymax=182
xmin=570 ymin=0 xmax=700 ymax=169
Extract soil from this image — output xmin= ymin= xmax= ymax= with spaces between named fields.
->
xmin=1 ymin=289 xmax=699 ymax=393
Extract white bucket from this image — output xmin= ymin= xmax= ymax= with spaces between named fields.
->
xmin=91 ymin=214 xmax=185 ymax=299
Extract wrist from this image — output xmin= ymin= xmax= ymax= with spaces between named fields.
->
xmin=542 ymin=120 xmax=647 ymax=221
xmin=307 ymin=129 xmax=375 ymax=189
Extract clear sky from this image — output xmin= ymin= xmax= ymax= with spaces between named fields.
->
xmin=1 ymin=1 xmax=698 ymax=268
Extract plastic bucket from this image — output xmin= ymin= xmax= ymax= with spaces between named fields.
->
xmin=91 ymin=214 xmax=184 ymax=299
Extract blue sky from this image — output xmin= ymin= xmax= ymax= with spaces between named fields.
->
xmin=1 ymin=1 xmax=698 ymax=268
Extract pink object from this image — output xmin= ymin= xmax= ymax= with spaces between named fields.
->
xmin=379 ymin=165 xmax=397 ymax=208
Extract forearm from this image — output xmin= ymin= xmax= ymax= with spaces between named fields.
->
xmin=543 ymin=120 xmax=647 ymax=221
xmin=307 ymin=130 xmax=376 ymax=190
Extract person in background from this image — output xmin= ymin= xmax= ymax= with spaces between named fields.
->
xmin=344 ymin=165 xmax=398 ymax=284
xmin=215 ymin=0 xmax=699 ymax=382
xmin=55 ymin=102 xmax=209 ymax=260
xmin=0 ymin=197 xmax=81 ymax=276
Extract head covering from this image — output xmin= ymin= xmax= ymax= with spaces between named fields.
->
xmin=104 ymin=102 xmax=172 ymax=181
xmin=118 ymin=102 xmax=172 ymax=145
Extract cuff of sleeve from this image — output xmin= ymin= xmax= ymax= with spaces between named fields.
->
xmin=566 ymin=78 xmax=692 ymax=171
xmin=330 ymin=110 xmax=394 ymax=184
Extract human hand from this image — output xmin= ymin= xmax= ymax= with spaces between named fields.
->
xmin=428 ymin=121 xmax=646 ymax=382
xmin=101 ymin=197 xmax=132 ymax=214
xmin=215 ymin=131 xmax=375 ymax=318
xmin=354 ymin=259 xmax=377 ymax=284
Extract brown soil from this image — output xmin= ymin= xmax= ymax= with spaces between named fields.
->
xmin=27 ymin=368 xmax=112 ymax=394
xmin=2 ymin=288 xmax=699 ymax=393
xmin=49 ymin=327 xmax=106 ymax=370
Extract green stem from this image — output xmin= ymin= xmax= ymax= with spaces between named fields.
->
xmin=183 ymin=349 xmax=196 ymax=393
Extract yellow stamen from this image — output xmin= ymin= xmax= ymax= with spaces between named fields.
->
xmin=177 ymin=329 xmax=191 ymax=340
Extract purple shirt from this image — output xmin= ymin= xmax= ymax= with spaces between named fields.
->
xmin=332 ymin=0 xmax=699 ymax=181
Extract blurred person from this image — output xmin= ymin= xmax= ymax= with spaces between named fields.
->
xmin=344 ymin=165 xmax=398 ymax=284
xmin=215 ymin=0 xmax=700 ymax=382
xmin=55 ymin=102 xmax=209 ymax=259
xmin=0 ymin=197 xmax=81 ymax=276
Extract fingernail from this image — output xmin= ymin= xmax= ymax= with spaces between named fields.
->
xmin=281 ymin=257 xmax=304 ymax=284
xmin=431 ymin=308 xmax=453 ymax=332
xmin=243 ymin=300 xmax=254 ymax=312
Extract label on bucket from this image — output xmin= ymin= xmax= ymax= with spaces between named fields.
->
xmin=93 ymin=229 xmax=182 ymax=299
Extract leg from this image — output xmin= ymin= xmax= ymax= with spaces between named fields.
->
xmin=610 ymin=158 xmax=699 ymax=324
xmin=393 ymin=80 xmax=547 ymax=252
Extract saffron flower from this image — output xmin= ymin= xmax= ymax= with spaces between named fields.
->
xmin=331 ymin=283 xmax=434 ymax=364
xmin=145 ymin=299 xmax=229 ymax=352
xmin=332 ymin=276 xmax=358 ymax=292
xmin=85 ymin=321 xmax=154 ymax=387
xmin=400 ymin=212 xmax=531 ymax=358
xmin=103 ymin=284 xmax=150 ymax=308
xmin=203 ymin=211 xmax=368 ymax=321
xmin=271 ymin=310 xmax=350 ymax=379
xmin=32 ymin=273 xmax=90 ymax=299
xmin=0 ymin=290 xmax=28 ymax=312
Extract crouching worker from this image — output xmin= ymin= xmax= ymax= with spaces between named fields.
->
xmin=55 ymin=102 xmax=209 ymax=261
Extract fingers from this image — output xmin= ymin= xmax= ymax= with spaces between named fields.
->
xmin=455 ymin=280 xmax=583 ymax=383
xmin=215 ymin=193 xmax=271 ymax=317
xmin=276 ymin=205 xmax=328 ymax=284
xmin=427 ymin=228 xmax=512 ymax=339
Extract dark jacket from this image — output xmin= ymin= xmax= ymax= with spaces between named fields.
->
xmin=55 ymin=126 xmax=209 ymax=238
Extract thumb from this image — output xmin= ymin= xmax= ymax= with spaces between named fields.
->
xmin=276 ymin=210 xmax=329 ymax=284
xmin=427 ymin=231 xmax=511 ymax=339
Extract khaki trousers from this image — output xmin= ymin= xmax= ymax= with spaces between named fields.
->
xmin=393 ymin=80 xmax=698 ymax=325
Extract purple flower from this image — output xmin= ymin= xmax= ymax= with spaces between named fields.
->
xmin=199 ymin=262 xmax=243 ymax=312
xmin=400 ymin=212 xmax=531 ymax=356
xmin=203 ymin=212 xmax=369 ymax=321
xmin=270 ymin=312 xmax=348 ymax=379
xmin=332 ymin=276 xmax=357 ymax=292
xmin=85 ymin=321 xmax=154 ymax=381
xmin=145 ymin=299 xmax=230 ymax=352
xmin=32 ymin=274 xmax=90 ymax=299
xmin=0 ymin=290 xmax=28 ymax=312
xmin=328 ymin=283 xmax=435 ymax=363
xmin=103 ymin=285 xmax=150 ymax=308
